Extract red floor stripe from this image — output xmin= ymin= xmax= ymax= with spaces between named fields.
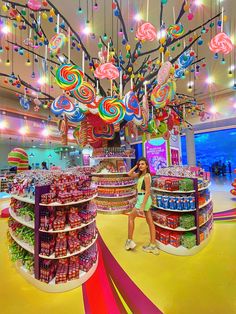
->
xmin=82 ymin=244 xmax=126 ymax=314
xmin=98 ymin=234 xmax=163 ymax=314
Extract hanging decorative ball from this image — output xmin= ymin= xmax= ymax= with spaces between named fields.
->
xmin=201 ymin=27 xmax=206 ymax=34
xmin=98 ymin=42 xmax=103 ymax=49
xmin=165 ymin=50 xmax=170 ymax=57
xmin=2 ymin=4 xmax=8 ymax=12
xmin=177 ymin=42 xmax=181 ymax=47
xmin=27 ymin=0 xmax=41 ymax=11
xmin=130 ymin=27 xmax=134 ymax=32
xmin=50 ymin=8 xmax=55 ymax=16
xmin=188 ymin=13 xmax=194 ymax=21
xmin=223 ymin=15 xmax=228 ymax=22
xmin=16 ymin=15 xmax=21 ymax=22
xmin=114 ymin=9 xmax=119 ymax=16
xmin=198 ymin=38 xmax=203 ymax=45
xmin=159 ymin=46 xmax=164 ymax=53
xmin=48 ymin=16 xmax=54 ymax=23
xmin=214 ymin=53 xmax=219 ymax=60
xmin=184 ymin=3 xmax=190 ymax=11
xmin=112 ymin=2 xmax=117 ymax=9
xmin=233 ymin=83 xmax=236 ymax=90
xmin=209 ymin=22 xmax=214 ymax=28
xmin=21 ymin=9 xmax=27 ymax=16
xmin=171 ymin=46 xmax=175 ymax=51
xmin=161 ymin=0 xmax=168 ymax=4
xmin=122 ymin=38 xmax=127 ymax=45
xmin=42 ymin=1 xmax=48 ymax=6
xmin=202 ymin=63 xmax=206 ymax=67
xmin=42 ymin=12 xmax=48 ymax=19
xmin=220 ymin=58 xmax=226 ymax=65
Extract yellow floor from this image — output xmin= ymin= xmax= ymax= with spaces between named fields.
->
xmin=1 ymin=177 xmax=236 ymax=314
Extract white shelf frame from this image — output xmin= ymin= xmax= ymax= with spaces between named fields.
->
xmin=9 ymin=207 xmax=34 ymax=229
xmin=154 ymin=221 xmax=197 ymax=232
xmin=9 ymin=229 xmax=34 ymax=254
xmin=39 ymin=218 xmax=96 ymax=233
xmin=39 ymin=194 xmax=97 ymax=207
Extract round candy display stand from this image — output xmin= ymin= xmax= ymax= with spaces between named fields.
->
xmin=8 ymin=171 xmax=98 ymax=292
xmin=151 ymin=167 xmax=213 ymax=256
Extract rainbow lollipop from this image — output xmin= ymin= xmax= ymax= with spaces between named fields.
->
xmin=49 ymin=33 xmax=66 ymax=56
xmin=8 ymin=148 xmax=29 ymax=172
xmin=123 ymin=91 xmax=141 ymax=122
xmin=167 ymin=23 xmax=184 ymax=39
xmin=151 ymin=80 xmax=176 ymax=109
xmin=51 ymin=95 xmax=75 ymax=116
xmin=71 ymin=81 xmax=95 ymax=104
xmin=56 ymin=64 xmax=84 ymax=91
xmin=98 ymin=97 xmax=126 ymax=124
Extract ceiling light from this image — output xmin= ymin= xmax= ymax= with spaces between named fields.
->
xmin=19 ymin=126 xmax=28 ymax=135
xmin=1 ymin=25 xmax=10 ymax=34
xmin=206 ymin=76 xmax=214 ymax=85
xmin=0 ymin=120 xmax=7 ymax=129
xmin=209 ymin=106 xmax=217 ymax=114
xmin=134 ymin=13 xmax=142 ymax=22
xmin=195 ymin=0 xmax=203 ymax=6
xmin=83 ymin=25 xmax=91 ymax=35
xmin=38 ymin=76 xmax=48 ymax=85
xmin=42 ymin=128 xmax=50 ymax=137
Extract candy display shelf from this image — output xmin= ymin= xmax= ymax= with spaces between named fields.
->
xmin=39 ymin=235 xmax=98 ymax=260
xmin=152 ymin=175 xmax=213 ymax=256
xmin=92 ymin=171 xmax=137 ymax=214
xmin=8 ymin=185 xmax=98 ymax=292
xmin=39 ymin=218 xmax=96 ymax=233
xmin=91 ymin=172 xmax=129 ymax=176
xmin=153 ymin=222 xmax=197 ymax=232
xmin=92 ymin=157 xmax=135 ymax=160
xmin=9 ymin=229 xmax=34 ymax=254
xmin=39 ymin=194 xmax=97 ymax=207
xmin=16 ymin=258 xmax=98 ymax=293
xmin=9 ymin=207 xmax=34 ymax=229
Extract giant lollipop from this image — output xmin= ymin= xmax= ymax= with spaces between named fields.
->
xmin=98 ymin=97 xmax=126 ymax=124
xmin=178 ymin=50 xmax=195 ymax=68
xmin=19 ymin=96 xmax=30 ymax=111
xmin=209 ymin=32 xmax=233 ymax=55
xmin=49 ymin=33 xmax=66 ymax=56
xmin=67 ymin=107 xmax=85 ymax=123
xmin=167 ymin=23 xmax=184 ymax=39
xmin=8 ymin=148 xmax=29 ymax=172
xmin=136 ymin=22 xmax=157 ymax=41
xmin=56 ymin=64 xmax=84 ymax=91
xmin=94 ymin=62 xmax=119 ymax=80
xmin=71 ymin=81 xmax=95 ymax=104
xmin=51 ymin=95 xmax=75 ymax=116
xmin=123 ymin=91 xmax=142 ymax=123
xmin=157 ymin=61 xmax=172 ymax=85
xmin=151 ymin=80 xmax=176 ymax=109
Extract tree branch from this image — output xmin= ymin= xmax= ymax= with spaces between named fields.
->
xmin=175 ymin=1 xmax=186 ymax=24
xmin=114 ymin=0 xmax=128 ymax=42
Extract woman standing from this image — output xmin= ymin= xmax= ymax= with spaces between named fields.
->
xmin=125 ymin=157 xmax=159 ymax=255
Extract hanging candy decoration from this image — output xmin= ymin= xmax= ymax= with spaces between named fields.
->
xmin=23 ymin=38 xmax=39 ymax=49
xmin=174 ymin=67 xmax=184 ymax=78
xmin=51 ymin=95 xmax=75 ymax=116
xmin=177 ymin=50 xmax=195 ymax=68
xmin=87 ymin=95 xmax=102 ymax=114
xmin=55 ymin=64 xmax=84 ymax=91
xmin=67 ymin=107 xmax=85 ymax=122
xmin=157 ymin=61 xmax=172 ymax=85
xmin=48 ymin=33 xmax=66 ymax=56
xmin=139 ymin=95 xmax=149 ymax=131
xmin=167 ymin=23 xmax=184 ymax=39
xmin=33 ymin=98 xmax=42 ymax=106
xmin=123 ymin=91 xmax=141 ymax=122
xmin=98 ymin=97 xmax=126 ymax=124
xmin=162 ymin=130 xmax=171 ymax=140
xmin=147 ymin=119 xmax=158 ymax=134
xmin=151 ymin=80 xmax=176 ymax=109
xmin=94 ymin=62 xmax=119 ymax=80
xmin=92 ymin=124 xmax=115 ymax=140
xmin=71 ymin=81 xmax=95 ymax=104
xmin=19 ymin=96 xmax=30 ymax=110
xmin=136 ymin=22 xmax=157 ymax=41
xmin=8 ymin=148 xmax=29 ymax=172
xmin=27 ymin=0 xmax=42 ymax=11
xmin=209 ymin=32 xmax=233 ymax=55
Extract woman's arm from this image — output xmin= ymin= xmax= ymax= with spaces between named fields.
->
xmin=140 ymin=174 xmax=151 ymax=211
xmin=128 ymin=165 xmax=139 ymax=178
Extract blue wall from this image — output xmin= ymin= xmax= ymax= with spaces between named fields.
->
xmin=181 ymin=128 xmax=236 ymax=171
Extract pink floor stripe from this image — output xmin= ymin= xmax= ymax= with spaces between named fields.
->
xmin=213 ymin=208 xmax=236 ymax=216
xmin=82 ymin=285 xmax=92 ymax=314
xmin=98 ymin=233 xmax=163 ymax=314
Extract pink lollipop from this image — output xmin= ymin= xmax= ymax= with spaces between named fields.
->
xmin=27 ymin=0 xmax=41 ymax=11
xmin=136 ymin=22 xmax=157 ymax=41
xmin=94 ymin=62 xmax=119 ymax=80
xmin=157 ymin=61 xmax=172 ymax=85
xmin=209 ymin=32 xmax=233 ymax=55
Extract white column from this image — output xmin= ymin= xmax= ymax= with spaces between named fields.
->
xmin=185 ymin=128 xmax=196 ymax=166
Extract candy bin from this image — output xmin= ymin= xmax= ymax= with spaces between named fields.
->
xmin=67 ymin=231 xmax=80 ymax=254
xmin=39 ymin=259 xmax=56 ymax=283
xmin=68 ymin=207 xmax=81 ymax=228
xmin=169 ymin=231 xmax=183 ymax=247
xmin=167 ymin=214 xmax=180 ymax=229
xmin=68 ymin=256 xmax=80 ymax=281
xmin=55 ymin=233 xmax=67 ymax=257
xmin=53 ymin=210 xmax=66 ymax=231
xmin=159 ymin=230 xmax=170 ymax=245
xmin=40 ymin=234 xmax=55 ymax=257
xmin=55 ymin=259 xmax=68 ymax=284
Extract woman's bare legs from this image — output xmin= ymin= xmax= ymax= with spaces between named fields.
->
xmin=128 ymin=208 xmax=138 ymax=239
xmin=144 ymin=210 xmax=156 ymax=244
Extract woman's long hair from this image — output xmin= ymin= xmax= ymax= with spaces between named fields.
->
xmin=137 ymin=157 xmax=150 ymax=177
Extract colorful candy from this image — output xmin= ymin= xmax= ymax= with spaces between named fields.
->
xmin=98 ymin=97 xmax=126 ymax=124
xmin=23 ymin=37 xmax=39 ymax=49
xmin=151 ymin=80 xmax=176 ymax=109
xmin=51 ymin=95 xmax=75 ymax=116
xmin=167 ymin=23 xmax=184 ymax=39
xmin=92 ymin=124 xmax=115 ymax=139
xmin=71 ymin=81 xmax=95 ymax=104
xmin=87 ymin=95 xmax=102 ymax=114
xmin=67 ymin=108 xmax=85 ymax=122
xmin=123 ymin=91 xmax=141 ymax=122
xmin=19 ymin=96 xmax=30 ymax=111
xmin=55 ymin=64 xmax=84 ymax=91
xmin=174 ymin=67 xmax=184 ymax=79
xmin=157 ymin=61 xmax=172 ymax=85
xmin=209 ymin=32 xmax=233 ymax=55
xmin=136 ymin=22 xmax=157 ymax=41
xmin=49 ymin=33 xmax=66 ymax=56
xmin=27 ymin=0 xmax=41 ymax=11
xmin=178 ymin=50 xmax=195 ymax=68
xmin=8 ymin=148 xmax=29 ymax=172
xmin=94 ymin=62 xmax=119 ymax=80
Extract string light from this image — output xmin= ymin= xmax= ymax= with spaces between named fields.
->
xmin=19 ymin=126 xmax=28 ymax=135
xmin=206 ymin=76 xmax=214 ymax=85
xmin=134 ymin=13 xmax=142 ymax=21
xmin=0 ymin=120 xmax=7 ymax=129
xmin=209 ymin=106 xmax=217 ymax=114
xmin=83 ymin=25 xmax=91 ymax=35
xmin=42 ymin=128 xmax=50 ymax=137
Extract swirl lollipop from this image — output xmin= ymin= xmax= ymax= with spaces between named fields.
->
xmin=51 ymin=95 xmax=75 ymax=116
xmin=151 ymin=80 xmax=176 ymax=109
xmin=178 ymin=50 xmax=195 ymax=68
xmin=71 ymin=81 xmax=95 ymax=104
xmin=8 ymin=148 xmax=29 ymax=172
xmin=136 ymin=22 xmax=157 ymax=41
xmin=87 ymin=95 xmax=102 ymax=114
xmin=67 ymin=108 xmax=85 ymax=122
xmin=49 ymin=33 xmax=66 ymax=56
xmin=19 ymin=96 xmax=30 ymax=111
xmin=167 ymin=23 xmax=184 ymax=39
xmin=123 ymin=91 xmax=140 ymax=121
xmin=157 ymin=61 xmax=172 ymax=85
xmin=98 ymin=97 xmax=126 ymax=124
xmin=209 ymin=32 xmax=233 ymax=55
xmin=94 ymin=62 xmax=119 ymax=80
xmin=56 ymin=64 xmax=84 ymax=91
xmin=174 ymin=67 xmax=184 ymax=79
xmin=92 ymin=124 xmax=115 ymax=139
